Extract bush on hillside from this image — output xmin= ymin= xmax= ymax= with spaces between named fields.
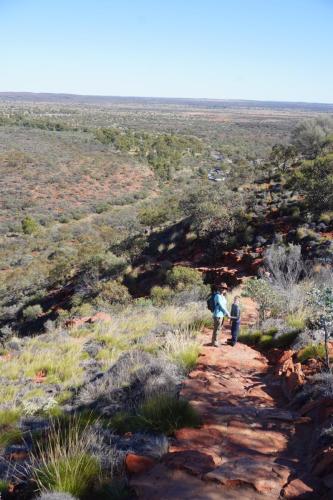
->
xmin=243 ymin=278 xmax=282 ymax=324
xmin=138 ymin=196 xmax=180 ymax=229
xmin=22 ymin=303 xmax=43 ymax=320
xmin=180 ymin=184 xmax=245 ymax=239
xmin=150 ymin=286 xmax=174 ymax=306
xmin=97 ymin=280 xmax=131 ymax=305
xmin=166 ymin=266 xmax=203 ymax=291
xmin=292 ymin=155 xmax=333 ymax=213
xmin=291 ymin=118 xmax=333 ymax=159
xmin=22 ymin=215 xmax=39 ymax=235
xmin=263 ymin=244 xmax=309 ymax=314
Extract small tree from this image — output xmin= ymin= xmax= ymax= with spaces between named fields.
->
xmin=292 ymin=155 xmax=333 ymax=213
xmin=243 ymin=278 xmax=282 ymax=325
xmin=98 ymin=280 xmax=131 ymax=305
xmin=309 ymin=287 xmax=333 ymax=371
xmin=269 ymin=144 xmax=298 ymax=174
xmin=180 ymin=184 xmax=245 ymax=238
xmin=263 ymin=244 xmax=308 ymax=313
xmin=166 ymin=266 xmax=203 ymax=291
xmin=291 ymin=118 xmax=333 ymax=159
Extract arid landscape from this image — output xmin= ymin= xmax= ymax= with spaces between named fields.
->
xmin=0 ymin=91 xmax=332 ymax=499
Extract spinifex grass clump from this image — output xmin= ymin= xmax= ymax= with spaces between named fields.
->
xmin=32 ymin=416 xmax=102 ymax=499
xmin=238 ymin=330 xmax=262 ymax=346
xmin=163 ymin=328 xmax=200 ymax=374
xmin=139 ymin=394 xmax=201 ymax=434
xmin=239 ymin=326 xmax=300 ymax=350
xmin=298 ymin=343 xmax=326 ymax=363
xmin=111 ymin=394 xmax=201 ymax=436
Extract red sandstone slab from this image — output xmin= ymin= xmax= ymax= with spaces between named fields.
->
xmin=204 ymin=457 xmax=290 ymax=496
xmin=281 ymin=478 xmax=315 ymax=498
xmin=131 ymin=463 xmax=265 ymax=500
xmin=162 ymin=449 xmax=216 ymax=476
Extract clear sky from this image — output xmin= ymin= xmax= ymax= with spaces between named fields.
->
xmin=1 ymin=0 xmax=332 ymax=102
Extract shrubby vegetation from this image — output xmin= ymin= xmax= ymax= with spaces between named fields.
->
xmin=95 ymin=127 xmax=204 ymax=179
xmin=292 ymin=154 xmax=333 ymax=213
xmin=241 ymin=244 xmax=333 ymax=359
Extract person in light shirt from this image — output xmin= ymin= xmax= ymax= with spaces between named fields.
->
xmin=211 ymin=285 xmax=230 ymax=347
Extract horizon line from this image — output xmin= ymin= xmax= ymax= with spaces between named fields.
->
xmin=0 ymin=91 xmax=333 ymax=106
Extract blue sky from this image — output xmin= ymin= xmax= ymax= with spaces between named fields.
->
xmin=1 ymin=0 xmax=332 ymax=102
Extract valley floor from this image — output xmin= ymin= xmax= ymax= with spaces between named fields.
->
xmin=130 ymin=299 xmax=318 ymax=499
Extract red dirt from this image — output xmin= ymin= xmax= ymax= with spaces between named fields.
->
xmin=131 ymin=299 xmax=321 ymax=499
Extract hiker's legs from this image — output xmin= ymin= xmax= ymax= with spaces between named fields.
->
xmin=231 ymin=321 xmax=240 ymax=345
xmin=212 ymin=317 xmax=222 ymax=346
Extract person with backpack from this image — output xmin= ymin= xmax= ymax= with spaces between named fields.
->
xmin=207 ymin=285 xmax=230 ymax=347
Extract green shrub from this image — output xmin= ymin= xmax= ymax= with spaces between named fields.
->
xmin=319 ymin=211 xmax=333 ymax=224
xmin=298 ymin=344 xmax=326 ymax=363
xmin=243 ymin=278 xmax=282 ymax=323
xmin=98 ymin=280 xmax=131 ymax=305
xmin=111 ymin=395 xmax=201 ymax=436
xmin=0 ymin=428 xmax=22 ymax=448
xmin=292 ymin=154 xmax=333 ymax=213
xmin=22 ymin=304 xmax=43 ymax=320
xmin=138 ymin=204 xmax=171 ymax=228
xmin=22 ymin=215 xmax=39 ymax=234
xmin=95 ymin=202 xmax=110 ymax=214
xmin=139 ymin=395 xmax=201 ymax=434
xmin=238 ymin=330 xmax=262 ymax=346
xmin=150 ymin=286 xmax=174 ymax=305
xmin=166 ymin=266 xmax=203 ymax=291
xmin=263 ymin=327 xmax=278 ymax=336
xmin=258 ymin=334 xmax=275 ymax=349
xmin=295 ymin=227 xmax=319 ymax=242
xmin=0 ymin=409 xmax=20 ymax=426
xmin=134 ymin=297 xmax=153 ymax=307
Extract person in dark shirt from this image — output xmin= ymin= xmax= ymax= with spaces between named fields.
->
xmin=230 ymin=296 xmax=241 ymax=346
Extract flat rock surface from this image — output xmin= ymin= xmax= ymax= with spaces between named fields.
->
xmin=130 ymin=299 xmax=317 ymax=499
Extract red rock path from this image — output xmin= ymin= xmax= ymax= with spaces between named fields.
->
xmin=131 ymin=299 xmax=315 ymax=499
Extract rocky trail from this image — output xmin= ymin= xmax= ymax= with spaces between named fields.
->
xmin=130 ymin=298 xmax=319 ymax=499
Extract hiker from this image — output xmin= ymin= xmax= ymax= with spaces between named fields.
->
xmin=230 ymin=295 xmax=241 ymax=346
xmin=209 ymin=285 xmax=230 ymax=347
